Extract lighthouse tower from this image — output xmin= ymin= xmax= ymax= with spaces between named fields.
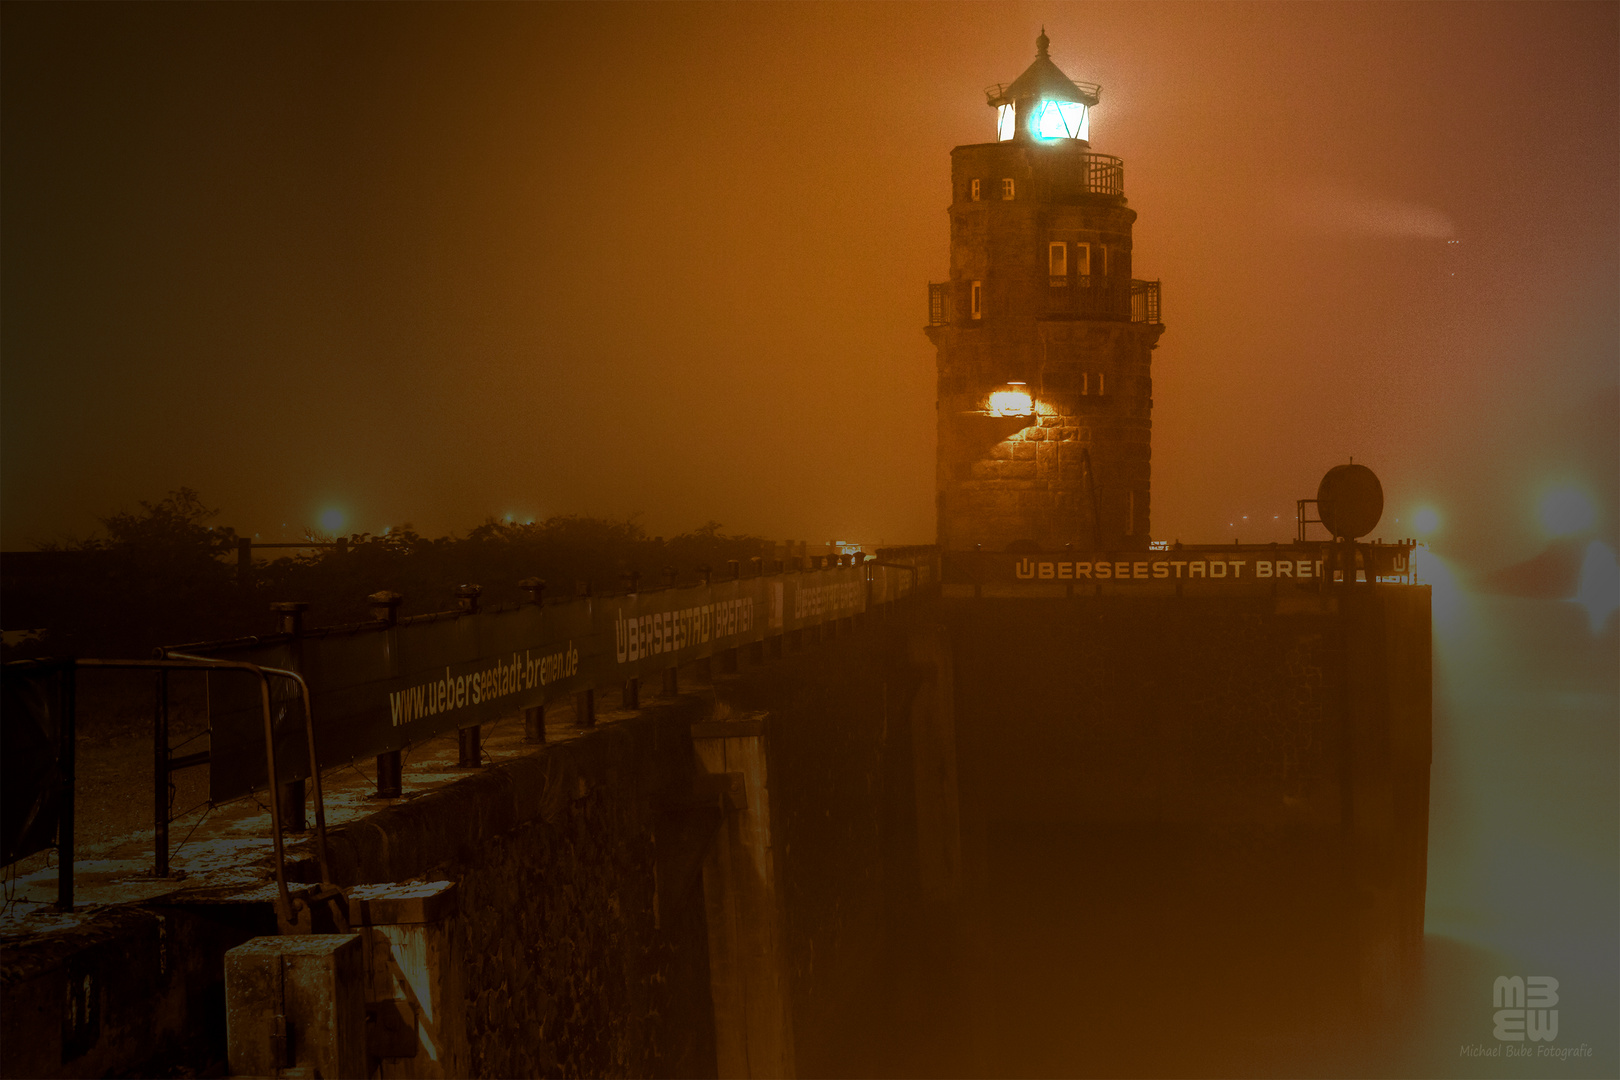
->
xmin=927 ymin=32 xmax=1164 ymax=552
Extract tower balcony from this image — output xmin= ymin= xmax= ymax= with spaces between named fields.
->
xmin=1052 ymin=152 xmax=1123 ymax=199
xmin=927 ymin=277 xmax=1162 ymax=326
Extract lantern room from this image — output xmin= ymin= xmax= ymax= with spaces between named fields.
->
xmin=985 ymin=30 xmax=1100 ymax=143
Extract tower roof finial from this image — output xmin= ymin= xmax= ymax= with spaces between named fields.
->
xmin=1036 ymin=27 xmax=1049 ymax=57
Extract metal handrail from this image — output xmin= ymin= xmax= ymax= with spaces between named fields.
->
xmin=162 ymin=650 xmax=346 ymax=935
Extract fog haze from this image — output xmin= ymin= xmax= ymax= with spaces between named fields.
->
xmin=3 ymin=2 xmax=1615 ymax=569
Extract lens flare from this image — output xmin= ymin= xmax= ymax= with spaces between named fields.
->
xmin=1574 ymin=541 xmax=1618 ymax=632
xmin=1412 ymin=506 xmax=1441 ymax=535
xmin=1538 ymin=487 xmax=1595 ymax=537
xmin=318 ymin=507 xmax=345 ymax=533
xmin=1411 ymin=545 xmax=1471 ymax=643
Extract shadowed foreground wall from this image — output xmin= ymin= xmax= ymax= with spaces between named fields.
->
xmin=0 ymin=617 xmax=926 ymax=1079
xmin=945 ymin=585 xmax=1430 ymax=1075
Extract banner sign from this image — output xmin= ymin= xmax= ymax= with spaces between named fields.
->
xmin=942 ymin=543 xmax=1414 ymax=590
xmin=193 ymin=563 xmax=923 ymax=803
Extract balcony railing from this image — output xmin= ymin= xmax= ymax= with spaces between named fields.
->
xmin=1130 ymin=279 xmax=1161 ymax=325
xmin=1079 ymin=153 xmax=1123 ymax=197
xmin=1040 ymin=152 xmax=1123 ymax=199
xmin=928 ymin=282 xmax=950 ymax=326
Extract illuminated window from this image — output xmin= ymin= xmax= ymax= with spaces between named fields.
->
xmin=970 ymin=178 xmax=981 ymax=201
xmin=1048 ymin=242 xmax=1066 ymax=277
xmin=971 ymin=280 xmax=983 ymax=319
xmin=1075 ymin=242 xmax=1091 ymax=278
xmin=1030 ymin=99 xmax=1089 ymax=141
xmin=1001 ymin=178 xmax=1015 ymax=200
xmin=996 ymin=104 xmax=1016 ymax=141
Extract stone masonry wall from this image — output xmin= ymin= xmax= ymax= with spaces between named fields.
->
xmin=1 ymin=616 xmax=925 ymax=1080
xmin=714 ymin=622 xmax=929 ymax=1078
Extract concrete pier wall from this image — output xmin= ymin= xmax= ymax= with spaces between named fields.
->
xmin=0 ymin=617 xmax=925 ymax=1079
xmin=1 ymin=588 xmax=1429 ymax=1078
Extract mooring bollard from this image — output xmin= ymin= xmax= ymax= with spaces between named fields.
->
xmin=623 ymin=676 xmax=640 ymax=710
xmin=524 ymin=705 xmax=545 ymax=744
xmin=574 ymin=688 xmax=596 ymax=728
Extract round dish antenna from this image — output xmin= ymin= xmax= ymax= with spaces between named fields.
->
xmin=1317 ymin=464 xmax=1383 ymax=540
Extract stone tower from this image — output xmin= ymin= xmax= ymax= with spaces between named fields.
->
xmin=927 ymin=32 xmax=1165 ymax=552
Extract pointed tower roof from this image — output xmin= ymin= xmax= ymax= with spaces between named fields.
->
xmin=986 ymin=30 xmax=1100 ymax=108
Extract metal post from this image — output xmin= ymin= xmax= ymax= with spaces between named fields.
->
xmin=153 ymin=669 xmax=170 ymax=878
xmin=454 ymin=585 xmax=483 ymax=768
xmin=370 ymin=592 xmax=405 ymax=798
xmin=457 ymin=727 xmax=481 ymax=768
xmin=57 ymin=660 xmax=76 ymax=912
xmin=524 ymin=705 xmax=546 ymax=744
xmin=270 ymin=603 xmax=309 ymax=833
xmin=624 ymin=677 xmax=639 ymax=710
xmin=518 ymin=578 xmax=546 ymax=606
xmin=375 ymin=750 xmax=403 ymax=799
xmin=574 ymin=689 xmax=595 ymax=728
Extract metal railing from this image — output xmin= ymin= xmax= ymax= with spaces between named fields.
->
xmin=928 ymin=282 xmax=951 ymax=327
xmin=1130 ymin=279 xmax=1162 ymax=325
xmin=1073 ymin=153 xmax=1124 ymax=197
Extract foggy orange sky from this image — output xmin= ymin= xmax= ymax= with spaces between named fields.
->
xmin=3 ymin=2 xmax=1615 ymax=566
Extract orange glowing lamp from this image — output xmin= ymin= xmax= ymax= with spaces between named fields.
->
xmin=988 ymin=382 xmax=1034 ymax=418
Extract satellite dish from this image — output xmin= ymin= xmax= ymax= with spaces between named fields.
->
xmin=1317 ymin=464 xmax=1383 ymax=540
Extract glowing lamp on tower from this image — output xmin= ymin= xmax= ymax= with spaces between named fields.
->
xmin=987 ymin=31 xmax=1100 ymax=143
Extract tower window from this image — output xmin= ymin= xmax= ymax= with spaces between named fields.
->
xmin=970 ymin=178 xmax=981 ymax=201
xmin=1075 ymin=242 xmax=1091 ymax=278
xmin=1048 ymin=242 xmax=1066 ymax=277
xmin=996 ymin=104 xmax=1016 ymax=142
xmin=1001 ymin=178 xmax=1015 ymax=200
xmin=971 ymin=280 xmax=983 ymax=320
